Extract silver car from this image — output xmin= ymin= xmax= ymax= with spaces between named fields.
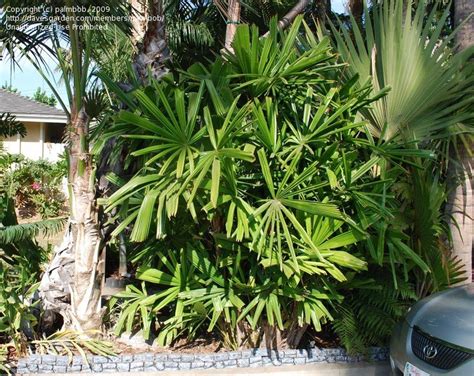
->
xmin=390 ymin=284 xmax=474 ymax=375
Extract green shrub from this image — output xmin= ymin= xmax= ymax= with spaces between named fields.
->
xmin=101 ymin=18 xmax=441 ymax=350
xmin=4 ymin=156 xmax=67 ymax=219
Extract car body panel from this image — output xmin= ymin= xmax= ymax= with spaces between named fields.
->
xmin=390 ymin=320 xmax=474 ymax=375
xmin=405 ymin=284 xmax=474 ymax=350
xmin=390 ymin=284 xmax=474 ymax=375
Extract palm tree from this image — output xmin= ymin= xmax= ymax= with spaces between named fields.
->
xmin=1 ymin=1 xmax=132 ymax=332
xmin=224 ymin=0 xmax=241 ymax=51
xmin=447 ymin=0 xmax=474 ymax=283
xmin=330 ymin=0 xmax=474 ymax=291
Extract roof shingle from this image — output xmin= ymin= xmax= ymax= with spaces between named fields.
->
xmin=0 ymin=88 xmax=66 ymax=118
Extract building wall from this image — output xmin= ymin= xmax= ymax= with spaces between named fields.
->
xmin=1 ymin=121 xmax=65 ymax=162
xmin=21 ymin=122 xmax=43 ymax=160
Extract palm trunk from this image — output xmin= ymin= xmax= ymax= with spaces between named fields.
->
xmin=67 ymin=108 xmax=104 ymax=331
xmin=447 ymin=0 xmax=474 ymax=284
xmin=224 ymin=0 xmax=241 ymax=52
xmin=130 ymin=0 xmax=147 ymax=44
xmin=133 ymin=0 xmax=170 ymax=81
xmin=40 ymin=108 xmax=104 ymax=332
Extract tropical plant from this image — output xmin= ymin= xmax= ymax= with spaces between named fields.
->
xmin=330 ymin=0 xmax=474 ymax=142
xmin=0 ymin=113 xmax=26 ymax=138
xmin=1 ymin=0 xmax=134 ymax=332
xmin=102 ymin=17 xmax=436 ymax=350
xmin=315 ymin=0 xmax=474 ymax=352
xmin=329 ymin=0 xmax=473 ymax=289
xmin=4 ymin=157 xmax=67 ymax=219
xmin=333 ymin=272 xmax=417 ymax=355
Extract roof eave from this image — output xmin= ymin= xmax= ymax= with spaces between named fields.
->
xmin=14 ymin=114 xmax=68 ymax=124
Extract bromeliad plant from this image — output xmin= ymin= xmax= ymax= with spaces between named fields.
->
xmin=103 ymin=18 xmax=435 ymax=349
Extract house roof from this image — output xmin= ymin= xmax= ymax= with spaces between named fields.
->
xmin=0 ymin=89 xmax=67 ymax=123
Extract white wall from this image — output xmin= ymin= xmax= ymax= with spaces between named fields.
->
xmin=1 ymin=122 xmax=65 ymax=162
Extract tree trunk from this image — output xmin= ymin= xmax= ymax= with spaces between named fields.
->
xmin=130 ymin=0 xmax=147 ymax=44
xmin=133 ymin=0 xmax=170 ymax=81
xmin=447 ymin=0 xmax=474 ymax=284
xmin=455 ymin=0 xmax=474 ymax=51
xmin=224 ymin=0 xmax=241 ymax=52
xmin=349 ymin=0 xmax=363 ymax=26
xmin=40 ymin=108 xmax=104 ymax=332
xmin=275 ymin=0 xmax=310 ymax=30
xmin=67 ymin=108 xmax=104 ymax=331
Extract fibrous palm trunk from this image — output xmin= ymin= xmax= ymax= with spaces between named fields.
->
xmin=447 ymin=0 xmax=473 ymax=283
xmin=133 ymin=0 xmax=170 ymax=81
xmin=67 ymin=108 xmax=104 ymax=331
xmin=40 ymin=108 xmax=104 ymax=332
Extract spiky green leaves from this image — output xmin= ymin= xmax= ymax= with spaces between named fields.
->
xmin=330 ymin=0 xmax=474 ymax=141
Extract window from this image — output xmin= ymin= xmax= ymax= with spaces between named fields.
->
xmin=44 ymin=123 xmax=65 ymax=143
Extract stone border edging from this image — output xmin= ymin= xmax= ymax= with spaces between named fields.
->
xmin=16 ymin=347 xmax=388 ymax=374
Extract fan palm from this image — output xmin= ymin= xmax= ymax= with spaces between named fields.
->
xmin=330 ymin=0 xmax=473 ymax=291
xmin=330 ymin=0 xmax=474 ymax=142
xmin=103 ymin=18 xmax=436 ymax=349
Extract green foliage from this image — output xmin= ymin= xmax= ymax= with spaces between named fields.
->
xmin=165 ymin=0 xmax=222 ymax=67
xmin=90 ymin=25 xmax=135 ymax=83
xmin=3 ymin=157 xmax=67 ymax=219
xmin=325 ymin=0 xmax=472 ymax=351
xmin=330 ymin=0 xmax=474 ymax=141
xmin=0 ymin=113 xmax=26 ymax=138
xmin=102 ymin=17 xmax=440 ymax=350
xmin=0 ymin=217 xmax=67 ymax=244
xmin=0 ymin=83 xmax=19 ymax=93
xmin=0 ymin=251 xmax=40 ymax=354
xmin=0 ymin=184 xmax=47 ymax=355
xmin=400 ymin=160 xmax=466 ymax=295
xmin=333 ymin=273 xmax=417 ymax=355
xmin=31 ymin=88 xmax=57 ymax=107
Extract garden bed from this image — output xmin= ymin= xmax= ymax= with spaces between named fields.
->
xmin=16 ymin=347 xmax=388 ymax=373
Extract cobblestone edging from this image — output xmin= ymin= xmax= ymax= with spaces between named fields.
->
xmin=16 ymin=347 xmax=388 ymax=374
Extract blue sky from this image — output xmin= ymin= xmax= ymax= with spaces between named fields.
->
xmin=0 ymin=0 xmax=348 ymax=107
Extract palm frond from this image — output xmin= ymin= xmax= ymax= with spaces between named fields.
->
xmin=0 ymin=217 xmax=67 ymax=244
xmin=0 ymin=113 xmax=26 ymax=138
xmin=32 ymin=330 xmax=116 ymax=360
xmin=330 ymin=0 xmax=474 ymax=141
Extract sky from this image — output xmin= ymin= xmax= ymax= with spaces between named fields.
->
xmin=0 ymin=0 xmax=348 ymax=108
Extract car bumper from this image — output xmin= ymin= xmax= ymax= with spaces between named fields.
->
xmin=390 ymin=320 xmax=474 ymax=375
